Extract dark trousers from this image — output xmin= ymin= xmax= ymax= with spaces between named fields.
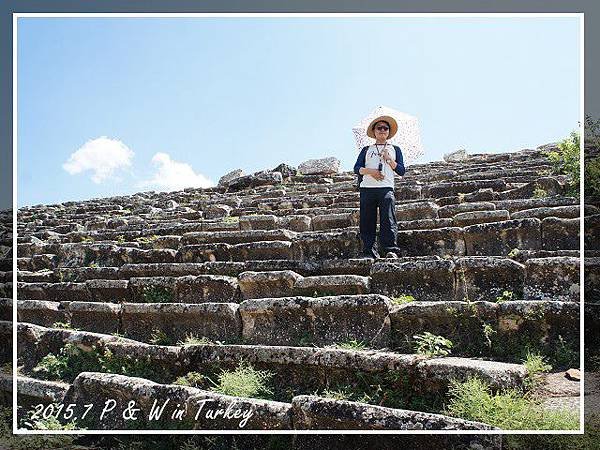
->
xmin=359 ymin=187 xmax=398 ymax=253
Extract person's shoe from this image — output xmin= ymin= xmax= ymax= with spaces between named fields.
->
xmin=382 ymin=246 xmax=402 ymax=256
xmin=362 ymin=248 xmax=380 ymax=259
xmin=385 ymin=251 xmax=399 ymax=259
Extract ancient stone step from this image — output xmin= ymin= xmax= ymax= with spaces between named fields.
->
xmin=390 ymin=300 xmax=579 ymax=360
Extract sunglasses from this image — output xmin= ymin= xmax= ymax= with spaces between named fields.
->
xmin=375 ymin=126 xmax=389 ymax=131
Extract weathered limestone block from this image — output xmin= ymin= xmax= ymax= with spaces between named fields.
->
xmin=181 ymin=229 xmax=296 ymax=246
xmin=218 ymin=168 xmax=245 ymax=187
xmin=176 ymin=244 xmax=232 ymax=263
xmin=585 ymin=258 xmax=600 ymax=301
xmin=370 ymin=259 xmax=455 ymax=302
xmin=292 ymin=230 xmax=361 ymax=260
xmin=121 ymin=248 xmax=177 ymax=265
xmin=280 ymin=215 xmax=312 ymax=232
xmin=204 ymin=204 xmax=233 ymax=220
xmin=415 ymin=358 xmax=526 ymax=394
xmin=238 ymin=270 xmax=302 ymax=299
xmin=62 ymin=372 xmax=292 ymax=430
xmin=397 ymin=218 xmax=454 ymax=231
xmin=312 ymin=213 xmax=353 ymax=231
xmin=239 ymin=294 xmax=391 ymax=347
xmin=395 ymin=184 xmax=422 ymax=201
xmin=511 ymin=205 xmax=581 ymax=220
xmin=175 ymin=275 xmax=241 ymax=303
xmin=493 ymin=196 xmax=578 ymax=214
xmin=17 ymin=282 xmax=50 ymax=300
xmin=121 ymin=302 xmax=241 ymax=343
xmin=496 ymin=301 xmax=579 ymax=358
xmin=524 ymin=257 xmax=580 ymax=301
xmin=230 ymin=241 xmax=294 ymax=261
xmin=55 ymin=266 xmax=120 ymax=283
xmin=541 ymin=217 xmax=579 ymax=250
xmin=438 ymin=202 xmax=496 ymax=219
xmin=69 ymin=301 xmax=121 ymax=334
xmin=17 ymin=300 xmax=69 ymax=327
xmin=463 ymin=188 xmax=498 ymax=202
xmin=455 ymin=257 xmax=526 ymax=302
xmin=395 ymin=201 xmax=439 ymax=221
xmin=239 ymin=214 xmax=278 ymax=231
xmin=396 ymin=227 xmax=465 ymax=257
xmin=463 ymin=218 xmax=541 ymax=256
xmin=425 ymin=180 xmax=506 ymax=199
xmin=293 ymin=275 xmax=370 ymax=297
xmin=452 ymin=210 xmax=510 ymax=227
xmin=46 ymin=282 xmax=93 ymax=302
xmin=15 ymin=376 xmax=70 ymax=408
xmin=443 ymin=148 xmax=468 ymax=162
xmin=291 ymin=395 xmax=494 ymax=430
xmin=318 ymin=258 xmax=374 ymax=276
xmin=585 ymin=214 xmax=600 ymax=250
xmin=31 ymin=253 xmax=59 ymax=271
xmin=298 ymin=157 xmax=340 ymax=175
xmin=228 ymin=170 xmax=283 ymax=192
xmin=390 ymin=301 xmax=499 ymax=354
xmin=85 ymin=279 xmax=130 ymax=303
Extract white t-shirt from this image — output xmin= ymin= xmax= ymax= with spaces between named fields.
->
xmin=360 ymin=144 xmax=398 ymax=188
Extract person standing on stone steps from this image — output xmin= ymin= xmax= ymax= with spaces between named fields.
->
xmin=353 ymin=115 xmax=405 ymax=258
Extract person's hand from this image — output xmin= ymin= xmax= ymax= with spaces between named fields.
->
xmin=367 ymin=168 xmax=385 ymax=181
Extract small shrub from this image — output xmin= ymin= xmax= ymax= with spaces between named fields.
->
xmin=176 ymin=334 xmax=217 ymax=346
xmin=507 ymin=248 xmax=520 ymax=258
xmin=52 ymin=321 xmax=79 ymax=331
xmin=142 ymin=285 xmax=173 ymax=303
xmin=544 ymin=130 xmax=580 ymax=197
xmin=482 ymin=323 xmax=496 ymax=349
xmin=321 ymin=388 xmax=353 ymax=401
xmin=391 ymin=294 xmax=415 ymax=305
xmin=413 ymin=332 xmax=453 ymax=357
xmin=495 ymin=290 xmax=514 ymax=303
xmin=210 ymin=361 xmax=274 ymax=399
xmin=32 ymin=343 xmax=102 ymax=381
xmin=585 ymin=157 xmax=600 ymax=199
xmin=532 ymin=187 xmax=548 ymax=198
xmin=445 ymin=377 xmax=578 ymax=430
xmin=523 ymin=351 xmax=552 ymax=389
xmin=333 ymin=340 xmax=369 ymax=351
xmin=149 ymin=328 xmax=171 ymax=345
xmin=553 ymin=335 xmax=578 ymax=369
xmin=174 ymin=371 xmax=206 ymax=388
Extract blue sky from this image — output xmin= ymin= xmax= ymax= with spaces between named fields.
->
xmin=17 ymin=16 xmax=581 ymax=207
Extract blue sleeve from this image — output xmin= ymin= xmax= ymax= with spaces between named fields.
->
xmin=353 ymin=147 xmax=368 ymax=175
xmin=394 ymin=146 xmax=406 ymax=176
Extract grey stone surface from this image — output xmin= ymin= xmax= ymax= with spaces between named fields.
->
xmin=298 ymin=157 xmax=341 ymax=175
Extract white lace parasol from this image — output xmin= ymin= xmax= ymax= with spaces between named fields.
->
xmin=353 ymin=105 xmax=425 ymax=165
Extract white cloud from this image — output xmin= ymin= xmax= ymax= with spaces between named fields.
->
xmin=63 ymin=136 xmax=134 ymax=183
xmin=140 ymin=152 xmax=214 ymax=191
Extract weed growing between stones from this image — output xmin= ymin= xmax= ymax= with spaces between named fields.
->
xmin=544 ymin=130 xmax=580 ymax=198
xmin=508 ymin=248 xmax=520 ymax=258
xmin=176 ymin=334 xmax=222 ymax=346
xmin=482 ymin=323 xmax=497 ymax=349
xmin=495 ymin=290 xmax=515 ymax=303
xmin=142 ymin=285 xmax=173 ymax=303
xmin=332 ymin=340 xmax=369 ymax=351
xmin=174 ymin=371 xmax=207 ymax=389
xmin=0 ymin=406 xmax=80 ymax=449
xmin=532 ymin=187 xmax=548 ymax=199
xmin=149 ymin=328 xmax=171 ymax=345
xmin=585 ymin=157 xmax=600 ymax=199
xmin=31 ymin=343 xmax=170 ymax=383
xmin=391 ymin=294 xmax=415 ymax=305
xmin=52 ymin=321 xmax=79 ymax=331
xmin=445 ymin=377 xmax=578 ymax=430
xmin=209 ymin=361 xmax=274 ymax=400
xmin=523 ymin=351 xmax=552 ymax=389
xmin=222 ymin=216 xmax=240 ymax=224
xmin=135 ymin=235 xmax=159 ymax=246
xmin=553 ymin=334 xmax=579 ymax=369
xmin=413 ymin=332 xmax=453 ymax=357
xmin=116 ymin=235 xmax=126 ymax=244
